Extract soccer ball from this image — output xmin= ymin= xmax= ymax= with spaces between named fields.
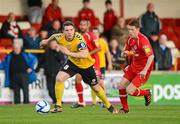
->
xmin=35 ymin=100 xmax=50 ymax=114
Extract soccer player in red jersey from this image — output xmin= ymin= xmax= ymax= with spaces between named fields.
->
xmin=77 ymin=0 xmax=96 ymax=28
xmin=119 ymin=19 xmax=154 ymax=113
xmin=71 ymin=19 xmax=101 ymax=108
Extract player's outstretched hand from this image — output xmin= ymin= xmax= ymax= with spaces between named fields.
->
xmin=40 ymin=39 xmax=49 ymax=48
xmin=121 ymin=50 xmax=129 ymax=57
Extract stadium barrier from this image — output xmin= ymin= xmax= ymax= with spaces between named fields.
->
xmin=0 ymin=48 xmax=180 ymax=70
xmin=0 ymin=70 xmax=180 ymax=105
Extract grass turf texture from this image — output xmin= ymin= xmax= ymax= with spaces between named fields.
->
xmin=0 ymin=104 xmax=179 ymax=124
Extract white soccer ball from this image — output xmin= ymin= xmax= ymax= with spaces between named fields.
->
xmin=35 ymin=100 xmax=50 ymax=114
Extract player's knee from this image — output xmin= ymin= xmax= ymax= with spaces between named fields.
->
xmin=56 ymin=75 xmax=64 ymax=82
xmin=119 ymin=83 xmax=126 ymax=89
xmin=91 ymin=84 xmax=99 ymax=93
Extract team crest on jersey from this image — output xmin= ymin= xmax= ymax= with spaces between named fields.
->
xmin=143 ymin=45 xmax=151 ymax=53
xmin=67 ymin=45 xmax=71 ymax=50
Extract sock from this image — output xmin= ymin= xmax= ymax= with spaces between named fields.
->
xmin=119 ymin=89 xmax=129 ymax=111
xmin=91 ymin=90 xmax=97 ymax=104
xmin=55 ymin=81 xmax=64 ymax=107
xmin=132 ymin=89 xmax=149 ymax=96
xmin=75 ymin=82 xmax=84 ymax=103
xmin=94 ymin=87 xmax=111 ymax=109
xmin=98 ymin=80 xmax=105 ymax=103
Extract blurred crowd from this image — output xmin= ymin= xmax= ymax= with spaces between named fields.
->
xmin=0 ymin=0 xmax=179 ymax=104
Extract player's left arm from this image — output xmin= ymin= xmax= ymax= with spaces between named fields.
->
xmin=104 ymin=40 xmax=112 ymax=70
xmin=58 ymin=41 xmax=88 ymax=59
xmin=139 ymin=39 xmax=154 ymax=78
xmin=89 ymin=39 xmax=101 ymax=55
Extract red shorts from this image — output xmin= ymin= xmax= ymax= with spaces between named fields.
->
xmin=123 ymin=66 xmax=152 ymax=87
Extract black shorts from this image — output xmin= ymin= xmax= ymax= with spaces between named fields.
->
xmin=61 ymin=60 xmax=98 ymax=86
xmin=100 ymin=67 xmax=105 ymax=80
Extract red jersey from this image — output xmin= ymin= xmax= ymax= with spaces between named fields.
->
xmin=103 ymin=9 xmax=117 ymax=32
xmin=124 ymin=32 xmax=154 ymax=73
xmin=83 ymin=32 xmax=100 ymax=70
xmin=43 ymin=4 xmax=63 ymax=23
xmin=78 ymin=8 xmax=96 ymax=28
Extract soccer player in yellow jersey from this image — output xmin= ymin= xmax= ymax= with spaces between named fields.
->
xmin=40 ymin=21 xmax=118 ymax=114
xmin=91 ymin=27 xmax=113 ymax=106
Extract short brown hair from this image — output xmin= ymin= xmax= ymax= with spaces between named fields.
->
xmin=62 ymin=21 xmax=75 ymax=30
xmin=128 ymin=19 xmax=140 ymax=28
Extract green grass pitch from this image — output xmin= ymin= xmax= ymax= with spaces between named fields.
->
xmin=0 ymin=104 xmax=180 ymax=124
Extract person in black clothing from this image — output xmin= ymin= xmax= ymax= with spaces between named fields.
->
xmin=27 ymin=0 xmax=42 ymax=24
xmin=140 ymin=2 xmax=161 ymax=50
xmin=109 ymin=38 xmax=125 ymax=70
xmin=0 ymin=13 xmax=23 ymax=39
xmin=7 ymin=39 xmax=37 ymax=104
xmin=37 ymin=40 xmax=66 ymax=103
xmin=154 ymin=35 xmax=172 ymax=70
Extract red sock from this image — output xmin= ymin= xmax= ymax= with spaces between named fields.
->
xmin=75 ymin=82 xmax=84 ymax=103
xmin=119 ymin=89 xmax=129 ymax=111
xmin=132 ymin=89 xmax=149 ymax=96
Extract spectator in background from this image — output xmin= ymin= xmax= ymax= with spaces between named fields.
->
xmin=39 ymin=27 xmax=49 ymax=40
xmin=0 ymin=13 xmax=23 ymax=39
xmin=48 ymin=20 xmax=62 ymax=36
xmin=103 ymin=0 xmax=117 ymax=42
xmin=163 ymin=34 xmax=179 ymax=66
xmin=24 ymin=27 xmax=41 ymax=49
xmin=27 ymin=0 xmax=43 ymax=24
xmin=77 ymin=0 xmax=96 ymax=28
xmin=111 ymin=17 xmax=129 ymax=50
xmin=109 ymin=38 xmax=125 ymax=70
xmin=140 ymin=2 xmax=161 ymax=50
xmin=0 ymin=38 xmax=37 ymax=104
xmin=154 ymin=34 xmax=172 ymax=70
xmin=43 ymin=0 xmax=63 ymax=25
xmin=36 ymin=40 xmax=65 ymax=103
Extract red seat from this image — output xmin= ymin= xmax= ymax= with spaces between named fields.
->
xmin=31 ymin=23 xmax=42 ymax=32
xmin=175 ymin=19 xmax=180 ymax=26
xmin=0 ymin=15 xmax=7 ymax=22
xmin=0 ymin=15 xmax=26 ymax=23
xmin=0 ymin=47 xmax=7 ymax=60
xmin=174 ymin=26 xmax=180 ymax=36
xmin=161 ymin=26 xmax=174 ymax=33
xmin=0 ymin=39 xmax=13 ymax=48
xmin=161 ymin=18 xmax=176 ymax=27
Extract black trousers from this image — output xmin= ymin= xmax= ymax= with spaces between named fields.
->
xmin=11 ymin=73 xmax=29 ymax=104
xmin=46 ymin=75 xmax=56 ymax=104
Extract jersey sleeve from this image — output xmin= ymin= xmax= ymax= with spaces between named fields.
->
xmin=141 ymin=38 xmax=153 ymax=57
xmin=52 ymin=33 xmax=63 ymax=44
xmin=75 ymin=33 xmax=87 ymax=50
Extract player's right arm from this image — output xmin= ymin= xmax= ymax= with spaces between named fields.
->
xmin=40 ymin=33 xmax=62 ymax=47
xmin=103 ymin=40 xmax=112 ymax=71
xmin=89 ymin=39 xmax=101 ymax=55
xmin=121 ymin=38 xmax=135 ymax=57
